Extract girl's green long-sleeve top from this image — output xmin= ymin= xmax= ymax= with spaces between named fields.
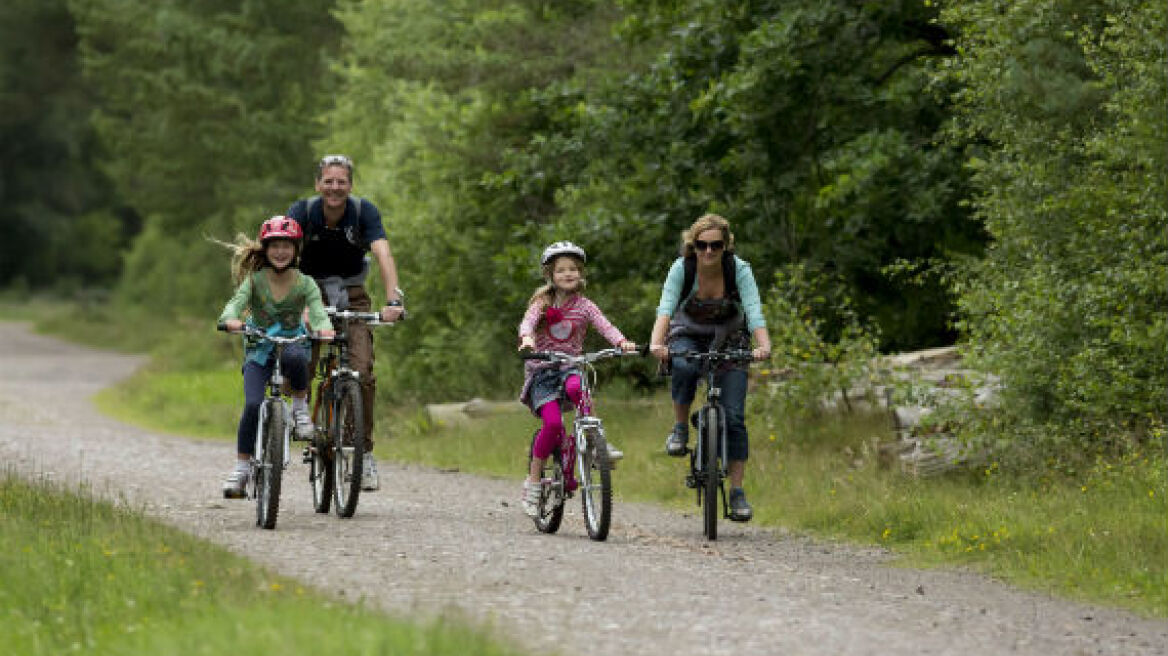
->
xmin=218 ymin=269 xmax=333 ymax=365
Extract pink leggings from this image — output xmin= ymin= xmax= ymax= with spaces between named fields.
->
xmin=532 ymin=374 xmax=586 ymax=460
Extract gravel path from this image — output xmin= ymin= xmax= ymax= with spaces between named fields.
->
xmin=1 ymin=321 xmax=1165 ymax=656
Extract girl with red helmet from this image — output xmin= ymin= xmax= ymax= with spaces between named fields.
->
xmin=216 ymin=216 xmax=336 ymax=498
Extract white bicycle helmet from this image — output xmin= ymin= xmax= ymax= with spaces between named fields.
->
xmin=540 ymin=240 xmax=587 ymax=265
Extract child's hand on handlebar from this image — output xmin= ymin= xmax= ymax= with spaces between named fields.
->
xmin=317 ymin=329 xmax=336 ymax=341
xmin=518 ymin=334 xmax=536 ymax=351
xmin=224 ymin=319 xmax=244 ymax=332
xmin=619 ymin=340 xmax=638 ymax=353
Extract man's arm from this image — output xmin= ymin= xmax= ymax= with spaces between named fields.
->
xmin=369 ymin=238 xmax=404 ymax=321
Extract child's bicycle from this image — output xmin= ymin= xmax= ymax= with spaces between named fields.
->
xmin=670 ymin=348 xmax=755 ymax=541
xmin=305 ymin=307 xmax=396 ymax=518
xmin=520 ymin=347 xmax=641 ymax=541
xmin=217 ymin=323 xmax=314 ymax=529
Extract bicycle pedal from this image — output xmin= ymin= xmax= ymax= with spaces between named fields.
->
xmin=684 ymin=474 xmax=698 ymax=489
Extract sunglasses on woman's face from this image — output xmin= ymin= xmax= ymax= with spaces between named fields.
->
xmin=694 ymin=239 xmax=725 ymax=252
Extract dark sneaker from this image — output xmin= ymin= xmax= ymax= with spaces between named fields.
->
xmin=664 ymin=428 xmax=689 ymax=457
xmin=728 ymin=488 xmax=753 ymax=522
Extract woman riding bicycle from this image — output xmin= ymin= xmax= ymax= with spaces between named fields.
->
xmin=217 ymin=216 xmax=335 ymax=498
xmin=648 ymin=214 xmax=771 ymax=521
xmin=517 ymin=241 xmax=636 ymax=518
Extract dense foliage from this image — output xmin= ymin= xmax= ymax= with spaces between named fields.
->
xmin=941 ymin=0 xmax=1167 ymax=465
xmin=0 ymin=0 xmax=132 ymax=290
xmin=3 ymin=0 xmax=1162 ymax=465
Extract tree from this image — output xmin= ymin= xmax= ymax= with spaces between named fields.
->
xmin=943 ymin=0 xmax=1167 ymax=464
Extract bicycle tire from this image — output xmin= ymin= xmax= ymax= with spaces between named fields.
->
xmin=701 ymin=406 xmax=720 ymax=540
xmin=532 ymin=440 xmax=564 ymax=534
xmin=332 ymin=379 xmax=365 ymax=518
xmin=309 ymin=381 xmax=334 ymax=514
xmin=309 ymin=439 xmax=333 ymax=514
xmin=257 ymin=400 xmax=285 ymax=530
xmin=580 ymin=428 xmax=612 ymax=541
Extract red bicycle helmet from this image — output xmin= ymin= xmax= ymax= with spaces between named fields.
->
xmin=258 ymin=215 xmax=303 ymax=243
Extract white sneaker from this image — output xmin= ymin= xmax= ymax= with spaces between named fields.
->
xmin=292 ymin=407 xmax=314 ymax=440
xmin=521 ymin=480 xmax=540 ymax=517
xmin=606 ymin=442 xmax=624 ymax=461
xmin=361 ymin=455 xmax=380 ymax=491
xmin=222 ymin=465 xmax=249 ymax=499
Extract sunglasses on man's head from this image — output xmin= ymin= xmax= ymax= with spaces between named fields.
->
xmin=694 ymin=239 xmax=725 ymax=252
xmin=318 ymin=154 xmax=353 ymax=170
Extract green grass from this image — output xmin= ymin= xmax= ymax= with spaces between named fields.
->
xmin=0 ymin=473 xmax=523 ymax=656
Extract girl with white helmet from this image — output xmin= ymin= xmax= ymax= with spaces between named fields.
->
xmin=517 ymin=241 xmax=636 ymax=517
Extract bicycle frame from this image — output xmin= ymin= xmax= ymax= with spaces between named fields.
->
xmin=521 ymin=347 xmax=638 ymax=540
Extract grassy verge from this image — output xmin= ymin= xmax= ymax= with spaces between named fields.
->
xmin=0 ymin=473 xmax=522 ymax=656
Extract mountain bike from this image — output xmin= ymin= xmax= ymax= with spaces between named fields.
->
xmin=671 ymin=348 xmax=755 ymax=541
xmin=306 ymin=308 xmax=395 ymax=518
xmin=218 ymin=324 xmax=313 ymax=530
xmin=520 ymin=347 xmax=640 ymax=541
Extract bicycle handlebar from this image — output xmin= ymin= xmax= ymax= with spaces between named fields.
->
xmin=216 ymin=322 xmax=318 ymax=344
xmin=325 ymin=306 xmax=406 ymax=326
xmin=520 ymin=346 xmax=646 ymax=366
xmin=669 ymin=348 xmax=756 ymax=363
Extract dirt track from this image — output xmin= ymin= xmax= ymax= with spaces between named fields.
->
xmin=1 ymin=321 xmax=1165 ymax=656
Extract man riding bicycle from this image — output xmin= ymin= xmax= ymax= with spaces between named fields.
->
xmin=287 ymin=154 xmax=404 ymax=491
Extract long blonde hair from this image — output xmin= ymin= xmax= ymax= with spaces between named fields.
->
xmin=209 ymin=233 xmax=269 ymax=286
xmin=527 ymin=254 xmax=587 ymax=308
xmin=679 ymin=213 xmax=736 ymax=257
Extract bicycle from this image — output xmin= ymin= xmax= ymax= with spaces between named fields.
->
xmin=305 ymin=307 xmax=395 ymax=518
xmin=670 ymin=348 xmax=755 ymax=541
xmin=520 ymin=347 xmax=640 ymax=541
xmin=218 ymin=323 xmax=313 ymax=530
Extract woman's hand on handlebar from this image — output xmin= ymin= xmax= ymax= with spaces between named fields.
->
xmin=752 ymin=345 xmax=771 ymax=362
xmin=649 ymin=343 xmax=669 ymax=363
xmin=379 ymin=305 xmax=404 ymax=323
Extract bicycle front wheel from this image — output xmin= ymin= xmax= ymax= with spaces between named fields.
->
xmin=257 ymin=400 xmax=285 ymax=530
xmin=701 ymin=406 xmax=720 ymax=541
xmin=530 ymin=436 xmax=564 ymax=534
xmin=332 ymin=379 xmax=365 ymax=518
xmin=579 ymin=430 xmax=612 ymax=541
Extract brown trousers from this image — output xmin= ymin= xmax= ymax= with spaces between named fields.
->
xmin=311 ymin=284 xmax=377 ymax=451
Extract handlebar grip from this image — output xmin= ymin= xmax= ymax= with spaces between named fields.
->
xmin=520 ymin=351 xmax=553 ymax=361
xmin=216 ymin=321 xmax=229 ymax=332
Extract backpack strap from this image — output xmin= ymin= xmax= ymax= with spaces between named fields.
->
xmin=676 ymin=252 xmax=739 ymax=312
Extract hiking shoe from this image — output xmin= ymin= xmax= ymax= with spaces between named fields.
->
xmin=292 ymin=407 xmax=314 ymax=440
xmin=728 ymin=487 xmax=753 ymax=522
xmin=606 ymin=442 xmax=624 ymax=461
xmin=521 ymin=480 xmax=540 ymax=517
xmin=222 ymin=465 xmax=249 ymax=499
xmin=664 ymin=427 xmax=689 ymax=457
xmin=361 ymin=455 xmax=380 ymax=491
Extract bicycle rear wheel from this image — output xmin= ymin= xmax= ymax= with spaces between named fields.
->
xmin=579 ymin=428 xmax=612 ymax=541
xmin=701 ymin=406 xmax=720 ymax=540
xmin=257 ymin=400 xmax=285 ymax=530
xmin=332 ymin=379 xmax=365 ymax=518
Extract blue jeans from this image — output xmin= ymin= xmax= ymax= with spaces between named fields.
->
xmin=669 ymin=335 xmax=750 ymax=461
xmin=236 ymin=346 xmax=309 ymax=456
